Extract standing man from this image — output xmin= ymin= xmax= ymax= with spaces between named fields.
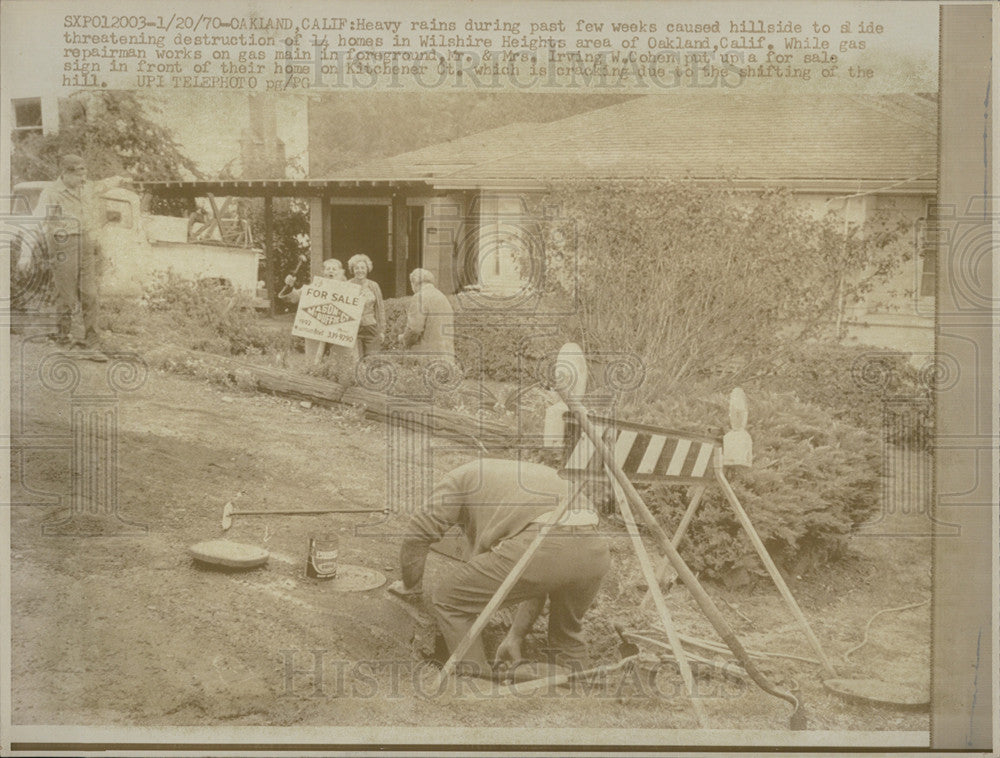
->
xmin=388 ymin=458 xmax=610 ymax=679
xmin=398 ymin=268 xmax=455 ymax=361
xmin=34 ymin=155 xmax=126 ymax=358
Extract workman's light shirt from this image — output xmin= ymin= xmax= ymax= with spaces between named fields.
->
xmin=406 ymin=459 xmax=598 ymax=557
xmin=34 ymin=177 xmax=117 ymax=236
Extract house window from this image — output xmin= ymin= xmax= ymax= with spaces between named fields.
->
xmin=12 ymin=98 xmax=43 ymax=137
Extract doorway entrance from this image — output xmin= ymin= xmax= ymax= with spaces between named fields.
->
xmin=329 ymin=204 xmax=392 ymax=296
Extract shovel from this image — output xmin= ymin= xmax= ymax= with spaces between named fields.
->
xmin=221 ymin=502 xmax=388 ymax=531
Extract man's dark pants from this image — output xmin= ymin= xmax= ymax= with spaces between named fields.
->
xmin=50 ymin=232 xmax=100 ymax=345
xmin=430 ymin=524 xmax=610 ymax=673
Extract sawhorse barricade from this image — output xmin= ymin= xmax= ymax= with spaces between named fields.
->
xmin=433 ymin=344 xmax=823 ymax=729
xmin=559 ymin=408 xmax=836 ymax=679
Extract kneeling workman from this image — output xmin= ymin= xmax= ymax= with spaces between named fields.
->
xmin=388 ymin=458 xmax=610 ymax=677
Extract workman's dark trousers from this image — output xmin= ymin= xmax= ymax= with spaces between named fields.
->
xmin=430 ymin=524 xmax=610 ymax=675
xmin=49 ymin=232 xmax=100 ymax=345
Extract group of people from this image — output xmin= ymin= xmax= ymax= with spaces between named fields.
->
xmin=32 ymin=154 xmax=607 ymax=679
xmin=34 ymin=153 xmax=457 ymax=368
xmin=278 ymin=257 xmax=604 ymax=680
xmin=279 ymin=253 xmax=388 ymax=360
xmin=280 ymin=254 xmax=456 ymax=363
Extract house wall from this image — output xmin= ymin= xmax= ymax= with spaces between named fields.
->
xmin=867 ymin=194 xmax=935 ymax=317
xmin=7 ymin=94 xmax=59 ymax=136
xmin=400 ymin=191 xmax=537 ymax=297
xmin=476 ymin=193 xmax=528 ymax=293
xmin=305 ymin=192 xmax=474 ymax=298
xmin=413 ymin=196 xmax=467 ymax=295
xmin=789 ymin=192 xmax=932 ymax=319
xmin=142 ymin=243 xmax=259 ymax=293
xmin=840 ymin=192 xmax=934 ymax=354
xmin=98 ymin=229 xmax=259 ymax=297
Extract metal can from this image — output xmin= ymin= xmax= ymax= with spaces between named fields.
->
xmin=306 ymin=533 xmax=339 ymax=579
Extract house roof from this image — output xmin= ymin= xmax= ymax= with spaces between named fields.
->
xmin=140 ymin=93 xmax=937 ymax=198
xmin=333 ymin=93 xmax=937 ymax=193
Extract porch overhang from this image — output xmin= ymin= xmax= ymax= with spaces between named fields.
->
xmin=137 ymin=178 xmax=437 ymax=198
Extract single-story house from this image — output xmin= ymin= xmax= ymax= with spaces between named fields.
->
xmin=142 ymin=92 xmax=936 ymax=350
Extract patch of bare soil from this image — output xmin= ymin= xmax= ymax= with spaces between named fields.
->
xmin=9 ymin=331 xmax=930 ymax=735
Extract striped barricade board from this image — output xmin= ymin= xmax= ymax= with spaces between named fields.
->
xmin=562 ymin=412 xmax=723 ymax=484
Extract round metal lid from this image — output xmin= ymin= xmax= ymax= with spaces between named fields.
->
xmin=189 ymin=540 xmax=269 ymax=569
xmin=324 ymin=564 xmax=386 ymax=592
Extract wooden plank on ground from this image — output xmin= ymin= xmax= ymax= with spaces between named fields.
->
xmin=169 ymin=347 xmax=514 ymax=442
xmin=340 ymin=386 xmax=512 ymax=439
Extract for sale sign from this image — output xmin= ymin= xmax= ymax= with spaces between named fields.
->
xmin=291 ymin=278 xmax=364 ymax=347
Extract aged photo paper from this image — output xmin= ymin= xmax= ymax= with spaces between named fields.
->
xmin=0 ymin=0 xmax=995 ymax=755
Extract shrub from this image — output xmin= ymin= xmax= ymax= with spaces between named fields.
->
xmin=541 ymin=180 xmax=910 ymax=400
xmin=100 ymin=295 xmax=150 ymax=337
xmin=453 ymin=310 xmax=571 ymax=384
xmin=749 ymin=342 xmax=933 ymax=449
xmin=382 ymin=297 xmax=575 ymax=385
xmin=381 ymin=296 xmax=410 ymax=350
xmin=621 ymin=389 xmax=883 ymax=584
xmin=142 ymin=272 xmax=276 ymax=355
xmin=303 ymin=349 xmax=361 ymax=387
xmin=245 ymin=197 xmax=311 ymax=285
xmin=144 ymin=345 xmax=240 ymax=388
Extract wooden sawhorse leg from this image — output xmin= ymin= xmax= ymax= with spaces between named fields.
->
xmin=611 ymin=470 xmax=708 ymax=727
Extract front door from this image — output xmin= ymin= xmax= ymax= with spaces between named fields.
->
xmin=329 ymin=204 xmax=392 ymax=296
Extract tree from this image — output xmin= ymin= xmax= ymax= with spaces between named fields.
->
xmin=11 ymin=90 xmax=202 ymax=214
xmin=246 ymin=197 xmax=311 ymax=310
xmin=540 ymin=180 xmax=909 ymax=400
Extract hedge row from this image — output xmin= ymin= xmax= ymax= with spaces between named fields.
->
xmin=626 ymin=390 xmax=884 ymax=584
xmin=382 ymin=297 xmax=574 ymax=383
